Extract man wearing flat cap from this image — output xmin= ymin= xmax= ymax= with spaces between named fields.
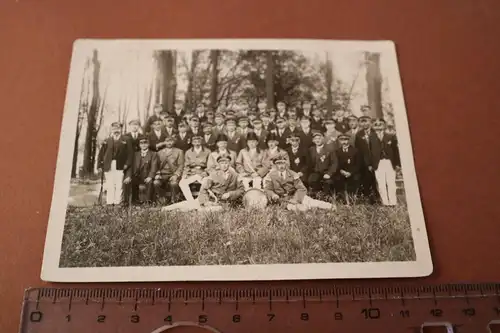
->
xmin=97 ymin=122 xmax=133 ymax=205
xmin=251 ymin=117 xmax=269 ymax=150
xmin=367 ymin=118 xmax=401 ymax=206
xmin=123 ymin=135 xmax=158 ymax=204
xmin=163 ymin=114 xmax=178 ymax=139
xmin=207 ymin=133 xmax=237 ymax=175
xmin=202 ymin=122 xmax=217 ymax=151
xmin=224 ymin=118 xmax=243 ymax=153
xmin=236 ymin=132 xmax=269 ymax=191
xmin=263 ymin=132 xmax=290 ymax=170
xmin=144 ymin=104 xmax=164 ymax=134
xmin=173 ymin=99 xmax=185 ymax=126
xmin=310 ymin=108 xmax=325 ymax=133
xmin=286 ymin=134 xmax=309 ymax=185
xmin=154 ymin=135 xmax=184 ymax=204
xmin=273 ymin=117 xmax=292 ymax=150
xmin=148 ymin=118 xmax=168 ymax=152
xmin=212 ymin=112 xmax=226 ymax=138
xmin=346 ymin=115 xmax=360 ymax=146
xmin=263 ymin=154 xmax=335 ymax=212
xmin=308 ymin=131 xmax=338 ymax=196
xmin=334 ymin=133 xmax=362 ymax=203
xmin=174 ymin=122 xmax=192 ymax=152
xmin=162 ymin=154 xmax=244 ymax=212
xmin=188 ymin=116 xmax=203 ymax=138
xmin=355 ymin=115 xmax=378 ymax=203
xmin=125 ymin=119 xmax=142 ymax=152
xmin=179 ymin=135 xmax=211 ymax=202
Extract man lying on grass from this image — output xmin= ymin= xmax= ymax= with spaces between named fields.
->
xmin=264 ymin=154 xmax=335 ymax=212
xmin=162 ymin=154 xmax=244 ymax=212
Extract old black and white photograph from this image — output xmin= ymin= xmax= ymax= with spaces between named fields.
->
xmin=41 ymin=39 xmax=432 ymax=282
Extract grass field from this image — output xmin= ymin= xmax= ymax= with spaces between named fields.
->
xmin=59 ymin=197 xmax=416 ymax=267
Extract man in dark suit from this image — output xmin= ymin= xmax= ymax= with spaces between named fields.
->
xmin=188 ymin=116 xmax=204 ymax=138
xmin=298 ymin=116 xmax=314 ymax=149
xmin=123 ymin=119 xmax=142 ymax=204
xmin=97 ymin=122 xmax=133 ymax=205
xmin=194 ymin=103 xmax=208 ymax=124
xmin=144 ymin=104 xmax=163 ymax=134
xmin=369 ymin=118 xmax=401 ymax=206
xmin=148 ymin=119 xmax=168 ymax=152
xmin=260 ymin=112 xmax=276 ymax=132
xmin=333 ymin=110 xmax=350 ymax=134
xmin=286 ymin=134 xmax=309 ymax=185
xmin=307 ymin=131 xmax=338 ymax=196
xmin=334 ymin=133 xmax=362 ymax=203
xmin=355 ymin=115 xmax=378 ymax=204
xmin=251 ymin=117 xmax=268 ymax=150
xmin=123 ymin=135 xmax=158 ymax=204
xmin=174 ymin=122 xmax=192 ymax=152
xmin=274 ymin=117 xmax=291 ymax=150
xmin=202 ymin=122 xmax=217 ymax=151
xmin=276 ymin=101 xmax=287 ymax=119
xmin=163 ymin=114 xmax=178 ymax=138
xmin=310 ymin=108 xmax=325 ymax=132
xmin=224 ymin=118 xmax=243 ymax=153
xmin=154 ymin=136 xmax=184 ymax=204
xmin=125 ymin=119 xmax=142 ymax=152
xmin=346 ymin=115 xmax=360 ymax=146
xmin=299 ymin=100 xmax=313 ymax=119
xmin=172 ymin=99 xmax=185 ymax=126
xmin=212 ymin=112 xmax=226 ymax=137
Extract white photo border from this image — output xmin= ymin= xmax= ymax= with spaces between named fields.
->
xmin=41 ymin=39 xmax=432 ymax=282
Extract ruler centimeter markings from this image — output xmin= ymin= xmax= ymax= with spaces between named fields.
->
xmin=19 ymin=283 xmax=500 ymax=333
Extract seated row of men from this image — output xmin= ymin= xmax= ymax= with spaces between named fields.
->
xmin=97 ymin=114 xmax=401 ymax=208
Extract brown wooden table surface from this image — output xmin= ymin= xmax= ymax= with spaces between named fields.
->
xmin=1 ymin=0 xmax=500 ymax=332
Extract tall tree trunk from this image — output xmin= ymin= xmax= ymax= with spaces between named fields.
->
xmin=325 ymin=52 xmax=334 ymax=116
xmin=209 ymin=50 xmax=220 ymax=110
xmin=154 ymin=51 xmax=162 ymax=105
xmin=157 ymin=51 xmax=176 ymax=113
xmin=185 ymin=51 xmax=199 ymax=113
xmin=265 ymin=51 xmax=274 ymax=109
xmin=71 ymin=58 xmax=90 ymax=178
xmin=82 ymin=50 xmax=100 ymax=178
xmin=71 ymin=124 xmax=81 ymax=178
xmin=365 ymin=52 xmax=383 ymax=118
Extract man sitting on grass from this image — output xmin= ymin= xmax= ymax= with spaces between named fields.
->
xmin=264 ymin=154 xmax=335 ymax=212
xmin=162 ymin=155 xmax=244 ymax=212
xmin=123 ymin=135 xmax=158 ymax=205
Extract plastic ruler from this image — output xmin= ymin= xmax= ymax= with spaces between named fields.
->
xmin=19 ymin=283 xmax=500 ymax=332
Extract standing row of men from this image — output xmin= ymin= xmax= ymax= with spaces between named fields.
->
xmin=96 ymin=102 xmax=401 ymax=209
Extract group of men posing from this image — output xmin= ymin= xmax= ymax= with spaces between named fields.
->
xmin=97 ymin=100 xmax=401 ymax=212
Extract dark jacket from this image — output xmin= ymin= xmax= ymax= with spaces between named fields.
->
xmin=97 ymin=135 xmax=132 ymax=172
xmin=274 ymin=127 xmax=292 ymax=150
xmin=144 ymin=114 xmax=162 ymax=134
xmin=148 ymin=129 xmax=169 ymax=152
xmin=174 ymin=132 xmax=193 ymax=152
xmin=225 ymin=131 xmax=243 ymax=153
xmin=369 ymin=132 xmax=401 ymax=170
xmin=297 ymin=128 xmax=314 ymax=149
xmin=355 ymin=128 xmax=377 ymax=167
xmin=335 ymin=119 xmax=350 ymax=134
xmin=126 ymin=150 xmax=159 ymax=180
xmin=336 ymin=145 xmax=361 ymax=175
xmin=310 ymin=117 xmax=325 ymax=132
xmin=286 ymin=146 xmax=309 ymax=175
xmin=202 ymin=133 xmax=217 ymax=151
xmin=125 ymin=132 xmax=141 ymax=152
xmin=308 ymin=145 xmax=338 ymax=176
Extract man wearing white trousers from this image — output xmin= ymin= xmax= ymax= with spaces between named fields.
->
xmin=179 ymin=135 xmax=211 ymax=202
xmin=369 ymin=118 xmax=401 ymax=206
xmin=97 ymin=122 xmax=133 ymax=205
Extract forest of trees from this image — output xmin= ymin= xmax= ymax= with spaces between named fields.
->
xmin=73 ymin=49 xmax=388 ymax=179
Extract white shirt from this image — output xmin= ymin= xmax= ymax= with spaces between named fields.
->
xmin=316 ymin=145 xmax=324 ymax=153
xmin=140 ymin=150 xmax=148 ymax=158
xmin=281 ymin=172 xmax=287 ymax=180
xmin=154 ymin=130 xmax=162 ymax=138
xmin=131 ymin=132 xmax=138 ymax=139
xmin=179 ymin=132 xmax=186 ymax=139
xmin=193 ymin=147 xmax=202 ymax=154
xmin=292 ymin=147 xmax=299 ymax=154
